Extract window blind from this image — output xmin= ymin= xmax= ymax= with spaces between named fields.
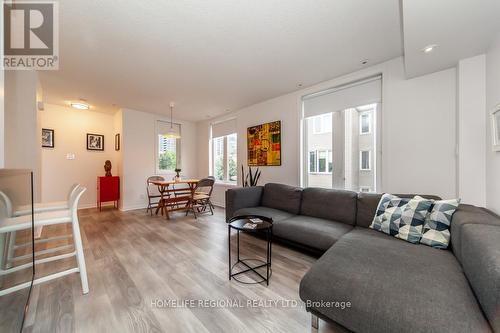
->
xmin=303 ymin=76 xmax=382 ymax=118
xmin=211 ymin=118 xmax=237 ymax=138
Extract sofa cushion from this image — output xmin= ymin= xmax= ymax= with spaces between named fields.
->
xmin=370 ymin=195 xmax=433 ymax=244
xmin=461 ymin=224 xmax=500 ymax=332
xmin=420 ymin=198 xmax=460 ymax=249
xmin=356 ymin=192 xmax=383 ymax=228
xmin=450 ymin=204 xmax=500 ymax=264
xmin=300 ymin=188 xmax=357 ymax=225
xmin=356 ymin=193 xmax=441 ymax=228
xmin=233 ymin=206 xmax=294 ymax=223
xmin=261 ymin=183 xmax=302 ymax=215
xmin=299 ymin=228 xmax=490 ymax=333
xmin=273 ymin=215 xmax=353 ymax=251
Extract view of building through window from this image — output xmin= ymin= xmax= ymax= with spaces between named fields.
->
xmin=212 ymin=133 xmax=237 ymax=183
xmin=156 ymin=121 xmax=181 ymax=173
xmin=158 ymin=135 xmax=178 ymax=171
xmin=304 ymin=103 xmax=377 ymax=191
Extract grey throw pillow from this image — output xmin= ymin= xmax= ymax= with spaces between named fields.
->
xmin=420 ymin=198 xmax=460 ymax=249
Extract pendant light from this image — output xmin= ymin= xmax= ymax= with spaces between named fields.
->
xmin=165 ymin=101 xmax=181 ymax=139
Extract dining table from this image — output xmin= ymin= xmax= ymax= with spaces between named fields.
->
xmin=151 ymin=179 xmax=199 ymax=219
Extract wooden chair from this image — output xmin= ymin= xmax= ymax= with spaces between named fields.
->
xmin=185 ymin=178 xmax=215 ymax=219
xmin=146 ymin=176 xmax=164 ymax=215
xmin=0 ymin=187 xmax=89 ymax=295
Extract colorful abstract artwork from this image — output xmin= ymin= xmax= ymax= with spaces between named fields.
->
xmin=247 ymin=120 xmax=281 ymax=166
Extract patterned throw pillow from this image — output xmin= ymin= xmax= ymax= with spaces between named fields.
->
xmin=370 ymin=194 xmax=434 ymax=244
xmin=420 ymin=199 xmax=460 ymax=249
xmin=370 ymin=194 xmax=410 ymax=232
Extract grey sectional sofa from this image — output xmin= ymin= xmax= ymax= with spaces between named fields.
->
xmin=225 ymin=183 xmax=500 ymax=333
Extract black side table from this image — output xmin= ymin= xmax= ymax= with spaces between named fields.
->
xmin=228 ymin=215 xmax=273 ymax=285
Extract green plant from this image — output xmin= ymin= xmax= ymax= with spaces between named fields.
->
xmin=241 ymin=165 xmax=261 ymax=187
xmin=159 ymin=151 xmax=176 ymax=171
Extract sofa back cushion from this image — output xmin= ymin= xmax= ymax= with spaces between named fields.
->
xmin=450 ymin=204 xmax=500 ymax=263
xmin=461 ymin=224 xmax=500 ymax=332
xmin=261 ymin=183 xmax=302 ymax=215
xmin=300 ymin=188 xmax=357 ymax=225
xmin=356 ymin=193 xmax=442 ymax=228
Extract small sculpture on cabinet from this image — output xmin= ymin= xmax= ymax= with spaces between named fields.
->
xmin=104 ymin=160 xmax=112 ymax=176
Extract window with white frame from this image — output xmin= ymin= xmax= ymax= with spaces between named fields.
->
xmin=360 ymin=150 xmax=371 ymax=171
xmin=359 ymin=111 xmax=371 ymax=134
xmin=212 ymin=133 xmax=237 ymax=183
xmin=308 ymin=150 xmax=332 ymax=173
xmin=156 ymin=121 xmax=181 ymax=173
xmin=312 ymin=113 xmax=332 ymax=134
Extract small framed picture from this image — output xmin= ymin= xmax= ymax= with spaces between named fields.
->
xmin=42 ymin=128 xmax=54 ymax=148
xmin=115 ymin=133 xmax=120 ymax=151
xmin=492 ymin=105 xmax=500 ymax=152
xmin=87 ymin=133 xmax=104 ymax=151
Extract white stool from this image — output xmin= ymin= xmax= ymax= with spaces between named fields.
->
xmin=0 ymin=187 xmax=89 ymax=295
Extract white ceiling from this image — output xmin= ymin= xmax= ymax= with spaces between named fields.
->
xmin=40 ymin=0 xmax=402 ymax=121
xmin=402 ymin=0 xmax=500 ymax=78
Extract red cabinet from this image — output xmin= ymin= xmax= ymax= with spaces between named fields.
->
xmin=97 ymin=176 xmax=120 ymax=210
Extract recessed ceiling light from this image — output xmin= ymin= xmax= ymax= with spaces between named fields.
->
xmin=422 ymin=44 xmax=438 ymax=54
xmin=71 ymin=102 xmax=89 ymax=110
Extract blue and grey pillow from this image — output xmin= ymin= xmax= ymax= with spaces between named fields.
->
xmin=370 ymin=194 xmax=410 ymax=233
xmin=370 ymin=194 xmax=434 ymax=244
xmin=420 ymin=198 xmax=460 ymax=249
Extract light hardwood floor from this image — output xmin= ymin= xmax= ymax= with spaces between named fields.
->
xmin=22 ymin=207 xmax=339 ymax=333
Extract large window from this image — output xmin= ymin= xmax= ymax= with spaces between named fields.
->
xmin=156 ymin=121 xmax=181 ymax=173
xmin=212 ymin=133 xmax=237 ymax=183
xmin=302 ymin=76 xmax=381 ymax=191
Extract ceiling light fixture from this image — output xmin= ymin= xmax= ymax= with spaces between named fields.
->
xmin=71 ymin=102 xmax=89 ymax=110
xmin=165 ymin=102 xmax=181 ymax=139
xmin=422 ymin=44 xmax=438 ymax=54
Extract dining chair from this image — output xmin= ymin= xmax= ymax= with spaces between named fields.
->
xmin=146 ymin=176 xmax=165 ymax=215
xmin=185 ymin=178 xmax=215 ymax=219
xmin=0 ymin=186 xmax=89 ymax=295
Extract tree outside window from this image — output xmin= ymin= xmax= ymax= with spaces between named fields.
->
xmin=212 ymin=133 xmax=237 ymax=183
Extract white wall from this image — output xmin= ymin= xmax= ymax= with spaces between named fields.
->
xmin=486 ymin=34 xmax=500 ymax=214
xmin=39 ymin=104 xmax=117 ymax=208
xmin=198 ymin=57 xmax=459 ymax=205
xmin=457 ymin=55 xmax=487 ymax=206
xmin=121 ymin=108 xmax=197 ymax=210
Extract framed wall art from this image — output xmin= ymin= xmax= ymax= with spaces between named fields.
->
xmin=247 ymin=120 xmax=281 ymax=166
xmin=42 ymin=128 xmax=54 ymax=148
xmin=492 ymin=105 xmax=500 ymax=152
xmin=87 ymin=133 xmax=104 ymax=151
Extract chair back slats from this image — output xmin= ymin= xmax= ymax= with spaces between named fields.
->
xmin=195 ymin=178 xmax=215 ymax=195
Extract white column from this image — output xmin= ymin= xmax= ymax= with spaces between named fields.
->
xmin=457 ymin=55 xmax=487 ymax=206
